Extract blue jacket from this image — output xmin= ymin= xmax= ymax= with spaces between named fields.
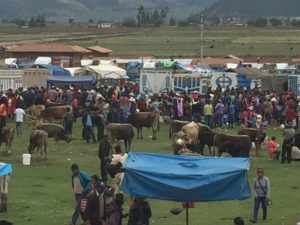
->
xmin=72 ymin=170 xmax=91 ymax=192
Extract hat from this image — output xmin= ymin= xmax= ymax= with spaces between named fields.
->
xmin=129 ymin=97 xmax=135 ymax=102
xmin=193 ymin=91 xmax=199 ymax=93
xmin=129 ymin=92 xmax=135 ymax=97
xmin=285 ymin=121 xmax=293 ymax=127
xmin=175 ymin=93 xmax=180 ymax=97
xmin=90 ymin=90 xmax=95 ymax=94
xmin=249 ymin=106 xmax=254 ymax=111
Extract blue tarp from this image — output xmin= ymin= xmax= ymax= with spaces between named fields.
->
xmin=34 ymin=64 xmax=71 ymax=76
xmin=0 ymin=164 xmax=12 ymax=176
xmin=120 ymin=152 xmax=251 ymax=202
xmin=47 ymin=75 xmax=94 ymax=89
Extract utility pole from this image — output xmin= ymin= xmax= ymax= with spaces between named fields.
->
xmin=200 ymin=14 xmax=204 ymax=59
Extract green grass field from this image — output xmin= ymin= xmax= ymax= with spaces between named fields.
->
xmin=1 ymin=119 xmax=300 ymax=225
xmin=2 ymin=23 xmax=300 ymax=57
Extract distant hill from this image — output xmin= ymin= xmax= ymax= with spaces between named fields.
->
xmin=0 ymin=0 xmax=218 ymax=21
xmin=204 ymin=0 xmax=300 ymax=19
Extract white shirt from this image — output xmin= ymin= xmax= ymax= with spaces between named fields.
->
xmin=15 ymin=108 xmax=25 ymax=122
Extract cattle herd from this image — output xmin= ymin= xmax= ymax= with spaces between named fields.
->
xmin=0 ymin=101 xmax=271 ymax=160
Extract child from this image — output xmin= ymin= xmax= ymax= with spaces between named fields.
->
xmin=267 ymin=136 xmax=280 ymax=160
xmin=15 ymin=105 xmax=25 ymax=136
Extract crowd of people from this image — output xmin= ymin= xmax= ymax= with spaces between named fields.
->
xmin=1 ymin=82 xmax=300 ymax=225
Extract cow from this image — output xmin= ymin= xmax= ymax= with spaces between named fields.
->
xmin=127 ymin=112 xmax=159 ymax=140
xmin=0 ymin=167 xmax=10 ymax=212
xmin=106 ymin=153 xmax=128 ymax=194
xmin=214 ymin=133 xmax=252 ymax=157
xmin=39 ymin=105 xmax=73 ymax=121
xmin=198 ymin=129 xmax=217 ymax=155
xmin=173 ymin=122 xmax=211 ymax=145
xmin=0 ymin=128 xmax=15 ymax=154
xmin=106 ymin=123 xmax=134 ymax=153
xmin=35 ymin=123 xmax=72 ymax=144
xmin=238 ymin=128 xmax=267 ymax=156
xmin=28 ymin=130 xmax=48 ymax=159
xmin=169 ymin=120 xmax=190 ymax=145
xmin=25 ymin=105 xmax=45 ymax=120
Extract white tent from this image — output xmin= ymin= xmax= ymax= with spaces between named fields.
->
xmin=74 ymin=65 xmax=127 ymax=80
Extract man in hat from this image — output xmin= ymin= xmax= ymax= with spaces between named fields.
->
xmin=250 ymin=167 xmax=270 ymax=223
xmin=281 ymin=121 xmax=295 ymax=163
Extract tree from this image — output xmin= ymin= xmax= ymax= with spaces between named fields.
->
xmin=68 ymin=18 xmax=74 ymax=24
xmin=169 ymin=16 xmax=176 ymax=26
xmin=152 ymin=9 xmax=161 ymax=26
xmin=291 ymin=19 xmax=300 ymax=27
xmin=14 ymin=18 xmax=26 ymax=27
xmin=35 ymin=15 xmax=46 ymax=27
xmin=28 ymin=16 xmax=36 ymax=27
xmin=122 ymin=17 xmax=136 ymax=27
xmin=137 ymin=5 xmax=146 ymax=26
xmin=269 ymin=18 xmax=282 ymax=27
xmin=88 ymin=18 xmax=94 ymax=23
xmin=247 ymin=18 xmax=267 ymax=27
xmin=177 ymin=20 xmax=189 ymax=27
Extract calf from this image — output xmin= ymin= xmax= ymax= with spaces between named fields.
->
xmin=198 ymin=130 xmax=216 ymax=155
xmin=35 ymin=123 xmax=71 ymax=144
xmin=28 ymin=130 xmax=48 ymax=159
xmin=0 ymin=128 xmax=15 ymax=154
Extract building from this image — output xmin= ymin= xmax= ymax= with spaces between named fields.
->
xmin=100 ymin=23 xmax=112 ymax=28
xmin=22 ymin=67 xmax=52 ymax=88
xmin=86 ymin=45 xmax=113 ymax=58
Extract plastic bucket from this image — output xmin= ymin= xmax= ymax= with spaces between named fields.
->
xmin=22 ymin=154 xmax=31 ymax=165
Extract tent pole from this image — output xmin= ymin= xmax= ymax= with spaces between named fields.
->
xmin=186 ymin=203 xmax=189 ymax=225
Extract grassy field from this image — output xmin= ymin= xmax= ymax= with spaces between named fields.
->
xmin=2 ymin=23 xmax=300 ymax=57
xmin=0 ymin=119 xmax=300 ymax=225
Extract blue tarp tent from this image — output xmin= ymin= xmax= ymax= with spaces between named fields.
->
xmin=47 ymin=75 xmax=94 ymax=89
xmin=0 ymin=164 xmax=12 ymax=176
xmin=33 ymin=64 xmax=71 ymax=76
xmin=120 ymin=152 xmax=251 ymax=202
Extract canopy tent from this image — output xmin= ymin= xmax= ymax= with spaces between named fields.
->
xmin=0 ymin=163 xmax=12 ymax=177
xmin=120 ymin=153 xmax=251 ymax=225
xmin=46 ymin=75 xmax=94 ymax=89
xmin=74 ymin=65 xmax=127 ymax=80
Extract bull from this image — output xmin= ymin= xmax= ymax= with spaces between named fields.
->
xmin=169 ymin=120 xmax=189 ymax=145
xmin=237 ymin=128 xmax=267 ymax=156
xmin=106 ymin=123 xmax=134 ymax=153
xmin=127 ymin=112 xmax=159 ymax=140
xmin=214 ymin=133 xmax=252 ymax=157
xmin=35 ymin=123 xmax=72 ymax=144
xmin=25 ymin=105 xmax=45 ymax=120
xmin=28 ymin=130 xmax=48 ymax=159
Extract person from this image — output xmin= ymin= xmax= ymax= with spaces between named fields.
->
xmin=94 ymin=111 xmax=105 ymax=142
xmin=214 ymin=99 xmax=224 ymax=128
xmin=250 ymin=167 xmax=270 ymax=223
xmin=0 ymin=96 xmax=7 ymax=131
xmin=14 ymin=105 xmax=25 ymax=136
xmin=127 ymin=197 xmax=152 ymax=225
xmin=82 ymin=110 xmax=96 ymax=143
xmin=70 ymin=164 xmax=91 ymax=225
xmin=63 ymin=107 xmax=74 ymax=135
xmin=203 ymin=100 xmax=213 ymax=128
xmin=267 ymin=136 xmax=280 ymax=160
xmin=281 ymin=121 xmax=295 ymax=163
xmin=234 ymin=217 xmax=244 ymax=225
xmin=98 ymin=135 xmax=111 ymax=182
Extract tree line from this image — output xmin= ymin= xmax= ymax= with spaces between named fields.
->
xmin=13 ymin=16 xmax=46 ymax=27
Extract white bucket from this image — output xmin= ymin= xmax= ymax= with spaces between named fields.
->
xmin=22 ymin=154 xmax=31 ymax=165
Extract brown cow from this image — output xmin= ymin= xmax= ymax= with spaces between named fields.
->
xmin=106 ymin=123 xmax=134 ymax=153
xmin=238 ymin=128 xmax=267 ymax=156
xmin=0 ymin=128 xmax=15 ymax=154
xmin=39 ymin=105 xmax=72 ymax=121
xmin=35 ymin=123 xmax=71 ymax=143
xmin=28 ymin=130 xmax=48 ymax=159
xmin=25 ymin=105 xmax=45 ymax=120
xmin=127 ymin=112 xmax=159 ymax=140
xmin=214 ymin=133 xmax=252 ymax=157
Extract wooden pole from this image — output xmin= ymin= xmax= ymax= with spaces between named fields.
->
xmin=186 ymin=203 xmax=189 ymax=225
